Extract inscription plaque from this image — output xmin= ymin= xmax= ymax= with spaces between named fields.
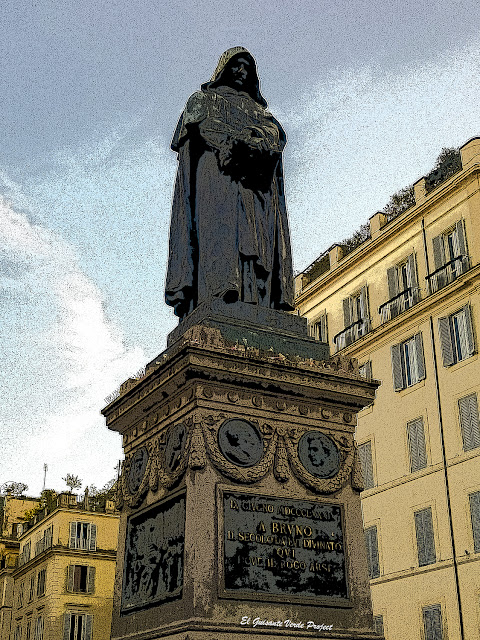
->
xmin=121 ymin=494 xmax=185 ymax=612
xmin=223 ymin=492 xmax=347 ymax=600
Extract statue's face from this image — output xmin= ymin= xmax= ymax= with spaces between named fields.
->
xmin=225 ymin=56 xmax=253 ymax=89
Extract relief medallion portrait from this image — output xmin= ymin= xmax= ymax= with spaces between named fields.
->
xmin=128 ymin=447 xmax=149 ymax=494
xmin=217 ymin=418 xmax=264 ymax=467
xmin=298 ymin=431 xmax=341 ymax=478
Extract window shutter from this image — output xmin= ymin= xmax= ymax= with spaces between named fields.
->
xmin=87 ymin=566 xmax=96 ymax=594
xmin=407 ymin=417 xmax=427 ymax=472
xmin=387 ymin=267 xmax=398 ymax=299
xmin=407 ymin=253 xmax=419 ymax=302
xmin=432 ymin=235 xmax=446 ymax=269
xmin=458 ymin=394 xmax=480 ymax=451
xmin=46 ymin=525 xmax=53 ymax=548
xmin=66 ymin=565 xmax=75 ymax=593
xmin=63 ymin=614 xmax=71 ymax=640
xmin=462 ymin=305 xmax=475 ymax=357
xmin=69 ymin=522 xmax=77 ymax=550
xmin=84 ymin=615 xmax=93 ymax=640
xmin=358 ymin=441 xmax=374 ymax=489
xmin=359 ymin=361 xmax=372 ymax=381
xmin=343 ymin=298 xmax=352 ymax=327
xmin=320 ymin=312 xmax=328 ymax=343
xmin=423 ymin=604 xmax=443 ymax=640
xmin=455 ymin=219 xmax=467 ymax=256
xmin=89 ymin=524 xmax=97 ymax=551
xmin=364 ymin=526 xmax=380 ymax=578
xmin=438 ymin=316 xmax=454 ymax=366
xmin=414 ymin=333 xmax=426 ymax=381
xmin=415 ymin=508 xmax=436 ymax=566
xmin=360 ymin=285 xmax=370 ymax=331
xmin=391 ymin=343 xmax=404 ymax=391
xmin=469 ymin=491 xmax=480 ymax=553
xmin=373 ymin=615 xmax=384 ymax=636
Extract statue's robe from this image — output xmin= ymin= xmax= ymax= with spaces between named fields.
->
xmin=165 ymin=85 xmax=294 ymax=319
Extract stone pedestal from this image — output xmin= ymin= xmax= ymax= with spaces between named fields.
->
xmin=102 ymin=319 xmax=380 ymax=640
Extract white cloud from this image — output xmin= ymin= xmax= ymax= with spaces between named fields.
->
xmin=282 ymin=40 xmax=480 ymax=270
xmin=0 ymin=194 xmax=145 ymax=494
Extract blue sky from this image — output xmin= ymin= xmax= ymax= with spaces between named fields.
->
xmin=2 ymin=0 xmax=480 ymax=496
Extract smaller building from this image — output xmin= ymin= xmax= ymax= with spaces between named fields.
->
xmin=0 ymin=493 xmax=119 ymax=640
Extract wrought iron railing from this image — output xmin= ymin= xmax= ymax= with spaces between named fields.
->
xmin=379 ymin=287 xmax=420 ymax=323
xmin=426 ymin=255 xmax=469 ymax=294
xmin=333 ymin=319 xmax=369 ymax=351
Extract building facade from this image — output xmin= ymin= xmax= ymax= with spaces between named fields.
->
xmin=295 ymin=137 xmax=480 ymax=640
xmin=0 ymin=494 xmax=119 ymax=640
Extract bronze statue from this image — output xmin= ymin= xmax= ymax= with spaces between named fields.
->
xmin=165 ymin=47 xmax=294 ymax=319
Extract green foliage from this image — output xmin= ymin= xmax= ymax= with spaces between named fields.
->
xmin=2 ymin=482 xmax=29 ymax=496
xmin=22 ymin=489 xmax=57 ymax=521
xmin=86 ymin=479 xmax=116 ymax=511
xmin=62 ymin=474 xmax=82 ymax=492
xmin=383 ymin=185 xmax=415 ymax=221
xmin=339 ymin=223 xmax=371 ymax=257
xmin=303 ymin=253 xmax=330 ymax=285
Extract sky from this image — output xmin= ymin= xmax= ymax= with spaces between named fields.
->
xmin=2 ymin=0 xmax=480 ymax=497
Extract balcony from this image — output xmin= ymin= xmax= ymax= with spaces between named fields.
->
xmin=379 ymin=287 xmax=420 ymax=324
xmin=426 ymin=255 xmax=469 ymax=294
xmin=334 ymin=319 xmax=370 ymax=351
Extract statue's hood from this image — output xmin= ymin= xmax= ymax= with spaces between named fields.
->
xmin=202 ymin=47 xmax=267 ymax=108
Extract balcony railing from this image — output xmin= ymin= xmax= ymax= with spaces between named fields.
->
xmin=379 ymin=287 xmax=420 ymax=324
xmin=334 ymin=319 xmax=370 ymax=351
xmin=426 ymin=255 xmax=469 ymax=294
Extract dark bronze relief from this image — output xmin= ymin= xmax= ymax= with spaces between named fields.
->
xmin=217 ymin=418 xmax=264 ymax=467
xmin=121 ymin=495 xmax=185 ymax=612
xmin=297 ymin=431 xmax=341 ymax=479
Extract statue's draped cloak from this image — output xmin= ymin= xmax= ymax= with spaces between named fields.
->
xmin=165 ymin=56 xmax=294 ymax=319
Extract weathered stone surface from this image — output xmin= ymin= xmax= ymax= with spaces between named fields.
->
xmin=103 ymin=328 xmax=380 ymax=640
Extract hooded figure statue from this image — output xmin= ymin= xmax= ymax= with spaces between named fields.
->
xmin=165 ymin=47 xmax=294 ymax=319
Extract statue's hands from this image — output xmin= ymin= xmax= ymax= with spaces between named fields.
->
xmin=217 ymin=138 xmax=234 ymax=168
xmin=239 ymin=126 xmax=268 ymax=151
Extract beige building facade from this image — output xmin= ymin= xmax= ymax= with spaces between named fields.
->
xmin=0 ymin=494 xmax=119 ymax=640
xmin=295 ymin=137 xmax=480 ymax=640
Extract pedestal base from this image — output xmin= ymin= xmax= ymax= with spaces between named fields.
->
xmin=103 ymin=323 xmax=381 ymax=640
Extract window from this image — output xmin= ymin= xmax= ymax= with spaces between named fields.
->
xmin=407 ymin=417 xmax=427 ymax=472
xmin=358 ymin=441 xmax=375 ymax=489
xmin=391 ymin=333 xmax=425 ymax=391
xmin=309 ymin=311 xmax=328 ymax=343
xmin=34 ymin=616 xmax=44 ymax=640
xmin=469 ymin=491 xmax=480 ymax=553
xmin=438 ymin=305 xmax=475 ymax=366
xmin=359 ymin=361 xmax=372 ymax=381
xmin=381 ymin=253 xmax=419 ymax=322
xmin=335 ymin=286 xmax=370 ymax=350
xmin=35 ymin=526 xmax=53 ymax=556
xmin=20 ymin=541 xmax=31 ymax=566
xmin=458 ymin=393 xmax=480 ymax=451
xmin=14 ymin=624 xmax=22 ymax=640
xmin=18 ymin=582 xmax=24 ymax=609
xmin=36 ymin=569 xmax=46 ymax=597
xmin=415 ymin=507 xmax=436 ymax=566
xmin=430 ymin=220 xmax=469 ymax=293
xmin=69 ymin=522 xmax=97 ymax=551
xmin=373 ymin=615 xmax=384 ymax=636
xmin=66 ymin=565 xmax=95 ymax=594
xmin=25 ymin=618 xmax=32 ymax=640
xmin=28 ymin=574 xmax=35 ymax=602
xmin=423 ymin=604 xmax=443 ymax=640
xmin=63 ymin=613 xmax=93 ymax=640
xmin=364 ymin=526 xmax=380 ymax=578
